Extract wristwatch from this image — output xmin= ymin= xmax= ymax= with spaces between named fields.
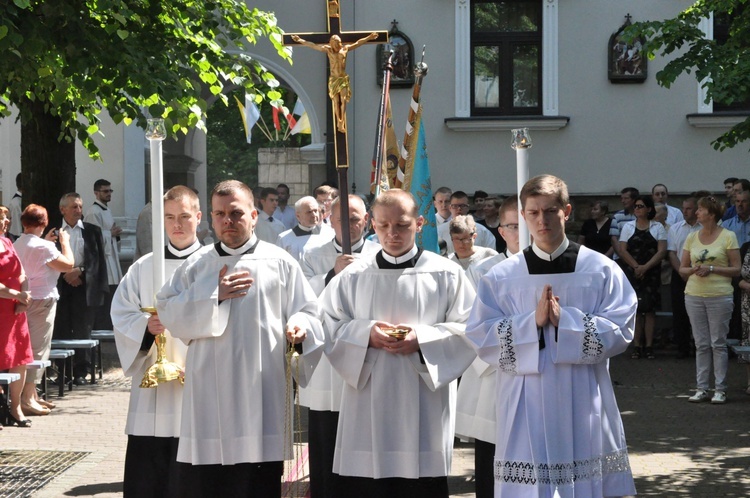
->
xmin=709 ymin=265 xmax=714 ymax=273
xmin=78 ymin=266 xmax=85 ymax=273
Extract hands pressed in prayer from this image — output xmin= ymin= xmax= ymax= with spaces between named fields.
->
xmin=146 ymin=313 xmax=165 ymax=336
xmin=369 ymin=321 xmax=419 ymax=355
xmin=535 ymin=284 xmax=560 ymax=328
xmin=286 ymin=325 xmax=307 ymax=345
xmin=218 ymin=264 xmax=254 ymax=301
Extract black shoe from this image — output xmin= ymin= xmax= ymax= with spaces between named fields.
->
xmin=73 ymin=376 xmax=87 ymax=386
xmin=8 ymin=415 xmax=32 ymax=427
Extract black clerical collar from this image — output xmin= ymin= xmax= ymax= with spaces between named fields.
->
xmin=531 ymin=238 xmax=569 ymax=261
xmin=215 ymin=236 xmax=259 ymax=256
xmin=524 ymin=240 xmax=580 ymax=275
xmin=333 ymin=237 xmax=366 ymax=254
xmin=166 ymin=239 xmax=201 ymax=259
xmin=13 ymin=192 xmax=21 ymax=199
xmin=377 ymin=245 xmax=422 ymax=269
xmin=94 ymin=200 xmax=108 ymax=211
xmin=293 ymin=224 xmax=318 ymax=236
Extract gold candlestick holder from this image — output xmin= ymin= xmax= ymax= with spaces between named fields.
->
xmin=139 ymin=307 xmax=185 ymax=388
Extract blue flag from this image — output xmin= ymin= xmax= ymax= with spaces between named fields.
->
xmin=404 ymin=106 xmax=439 ymax=254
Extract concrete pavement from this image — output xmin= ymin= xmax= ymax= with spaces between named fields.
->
xmin=1 ymin=342 xmax=749 ymax=497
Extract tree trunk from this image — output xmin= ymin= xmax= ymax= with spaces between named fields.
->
xmin=20 ymin=99 xmax=77 ymax=229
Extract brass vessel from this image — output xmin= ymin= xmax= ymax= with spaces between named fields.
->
xmin=139 ymin=307 xmax=185 ymax=388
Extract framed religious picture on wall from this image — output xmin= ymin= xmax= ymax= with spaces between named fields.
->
xmin=608 ymin=14 xmax=647 ymax=83
xmin=376 ymin=20 xmax=415 ymax=87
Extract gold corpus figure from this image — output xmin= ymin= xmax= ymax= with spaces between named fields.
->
xmin=291 ymin=32 xmax=379 ymax=133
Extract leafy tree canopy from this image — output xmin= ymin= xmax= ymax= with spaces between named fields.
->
xmin=627 ymin=0 xmax=750 ymax=150
xmin=0 ymin=0 xmax=292 ymax=159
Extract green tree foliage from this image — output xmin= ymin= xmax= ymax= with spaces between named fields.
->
xmin=0 ymin=0 xmax=290 ymax=156
xmin=0 ymin=0 xmax=291 ymax=221
xmin=628 ymin=0 xmax=750 ymax=150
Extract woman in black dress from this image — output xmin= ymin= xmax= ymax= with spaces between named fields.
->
xmin=578 ymin=200 xmax=614 ymax=257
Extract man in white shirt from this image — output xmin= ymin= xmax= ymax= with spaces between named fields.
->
xmin=433 ymin=186 xmax=452 ymax=225
xmin=156 ymin=180 xmax=324 ymax=497
xmin=112 ymin=186 xmax=204 ymax=498
xmin=84 ymin=178 xmax=123 ymax=330
xmin=321 ymin=189 xmax=476 ymax=497
xmin=254 ymin=187 xmax=286 ymax=243
xmin=273 ymin=183 xmax=298 ymax=230
xmin=467 ymin=174 xmax=637 ymax=498
xmin=667 ymin=196 xmax=701 ymax=359
xmin=276 ymin=196 xmax=331 ymax=262
xmin=299 ymin=194 xmax=380 ymax=497
xmin=652 ymin=183 xmax=684 ymax=226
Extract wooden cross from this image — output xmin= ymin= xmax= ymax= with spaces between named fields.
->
xmin=283 ymin=0 xmax=388 ymax=252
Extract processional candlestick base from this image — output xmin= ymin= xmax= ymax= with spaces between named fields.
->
xmin=139 ymin=307 xmax=185 ymax=388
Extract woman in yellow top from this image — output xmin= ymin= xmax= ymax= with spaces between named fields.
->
xmin=679 ymin=196 xmax=741 ymax=404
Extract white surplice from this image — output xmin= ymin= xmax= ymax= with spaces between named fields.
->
xmin=275 ymin=225 xmax=331 ymax=263
xmin=298 ymin=237 xmax=380 ymax=411
xmin=112 ymin=242 xmax=200 ymax=437
xmin=156 ymin=239 xmax=325 ymax=465
xmin=321 ymin=249 xmax=477 ymax=479
xmin=455 ymin=251 xmax=512 ymax=444
xmin=84 ymin=201 xmax=122 ymax=284
xmin=466 ymin=245 xmax=637 ymax=498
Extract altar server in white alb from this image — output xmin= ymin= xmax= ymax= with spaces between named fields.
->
xmin=299 ymin=194 xmax=379 ymax=498
xmin=466 ymin=175 xmax=637 ymax=498
xmin=456 ymin=195 xmax=521 ymax=498
xmin=112 ymin=186 xmax=203 ymax=498
xmin=156 ymin=180 xmax=324 ymax=497
xmin=275 ymin=195 xmax=332 ymax=262
xmin=84 ymin=178 xmax=123 ymax=329
xmin=321 ymin=189 xmax=476 ymax=497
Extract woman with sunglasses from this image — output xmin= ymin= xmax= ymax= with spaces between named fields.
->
xmin=618 ymin=195 xmax=667 ymax=359
xmin=680 ymin=196 xmax=740 ymax=404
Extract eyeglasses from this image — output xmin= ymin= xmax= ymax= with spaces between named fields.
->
xmin=634 ymin=204 xmax=647 ymax=209
xmin=500 ymin=224 xmax=519 ymax=231
xmin=450 ymin=204 xmax=469 ymax=210
xmin=451 ymin=234 xmax=475 ymax=244
xmin=97 ymin=189 xmax=114 ymax=193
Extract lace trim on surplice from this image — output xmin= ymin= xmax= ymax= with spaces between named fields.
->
xmin=496 ymin=318 xmax=516 ymax=373
xmin=494 ymin=449 xmax=631 ymax=485
xmin=579 ymin=313 xmax=603 ymax=364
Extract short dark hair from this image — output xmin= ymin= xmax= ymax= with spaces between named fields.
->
xmin=211 ymin=180 xmax=254 ymax=203
xmin=276 ymin=183 xmax=290 ymax=193
xmin=473 ymin=190 xmax=489 ymax=200
xmin=725 ymin=177 xmax=739 ymax=185
xmin=15 ymin=173 xmax=22 ymax=190
xmin=734 ymin=179 xmax=750 ymax=192
xmin=94 ymin=179 xmax=111 ymax=191
xmin=591 ymin=200 xmax=609 ymax=214
xmin=450 ymin=190 xmax=469 ymax=201
xmin=260 ymin=187 xmax=278 ymax=200
xmin=621 ymin=187 xmax=639 ymax=198
xmin=651 ymin=183 xmax=668 ymax=195
xmin=433 ymin=186 xmax=452 ymax=199
xmin=635 ymin=195 xmax=656 ymax=220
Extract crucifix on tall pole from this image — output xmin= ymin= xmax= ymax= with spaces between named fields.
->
xmin=284 ymin=0 xmax=388 ymax=253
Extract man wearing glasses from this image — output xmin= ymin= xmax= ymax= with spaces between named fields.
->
xmin=438 ymin=190 xmax=495 ymax=256
xmin=84 ymin=178 xmax=123 ymax=330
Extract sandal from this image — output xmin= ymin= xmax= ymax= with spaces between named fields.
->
xmin=645 ymin=347 xmax=655 ymax=359
xmin=631 ymin=346 xmax=642 ymax=359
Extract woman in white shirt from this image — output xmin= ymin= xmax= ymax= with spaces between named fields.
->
xmin=14 ymin=204 xmax=74 ymax=415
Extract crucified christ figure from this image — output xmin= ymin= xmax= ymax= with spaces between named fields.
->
xmin=292 ymin=32 xmax=379 ymax=133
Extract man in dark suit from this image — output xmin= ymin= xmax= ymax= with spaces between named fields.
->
xmin=53 ymin=193 xmax=108 ymax=384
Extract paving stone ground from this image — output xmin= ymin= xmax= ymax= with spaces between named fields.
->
xmin=1 ymin=342 xmax=749 ymax=497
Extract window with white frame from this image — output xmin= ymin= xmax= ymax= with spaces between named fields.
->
xmin=471 ymin=0 xmax=542 ymax=116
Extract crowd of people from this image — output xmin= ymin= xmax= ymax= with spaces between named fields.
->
xmin=1 ymin=173 xmax=749 ymax=497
